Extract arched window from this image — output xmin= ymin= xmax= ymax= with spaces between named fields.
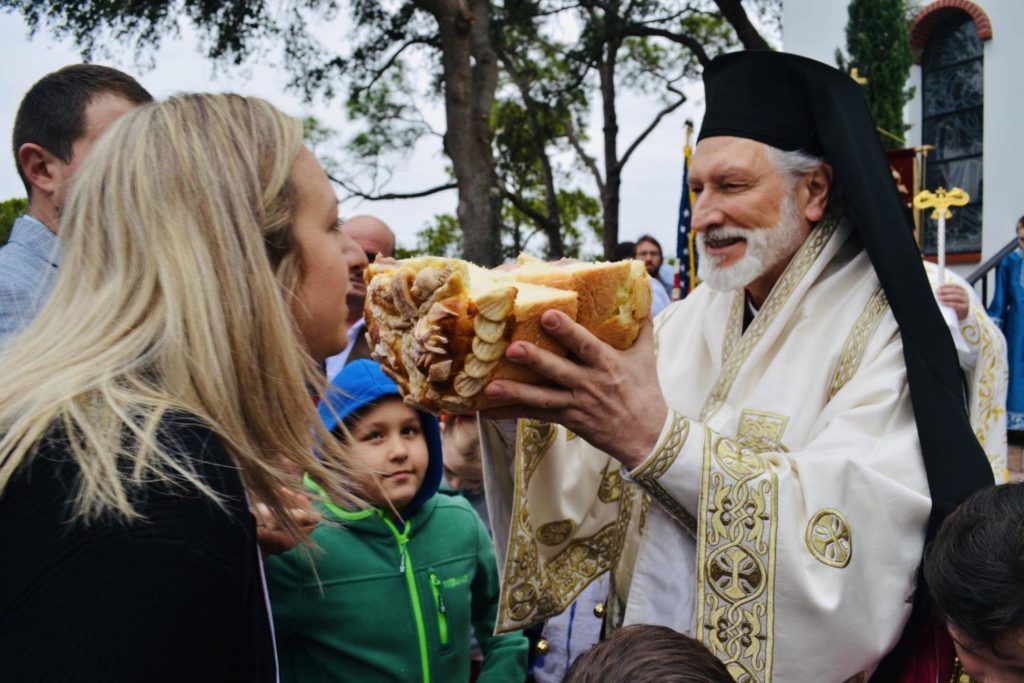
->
xmin=921 ymin=11 xmax=983 ymax=255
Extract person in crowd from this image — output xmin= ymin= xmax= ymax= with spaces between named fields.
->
xmin=922 ymin=483 xmax=1024 ymax=682
xmin=0 ymin=64 xmax=152 ymax=346
xmin=616 ymin=240 xmax=670 ymax=316
xmin=440 ymin=412 xmax=489 ymax=524
xmin=633 ymin=234 xmax=674 ymax=296
xmin=563 ymin=624 xmax=733 ymax=683
xmin=988 ymin=216 xmax=1024 ymax=436
xmin=923 ymin=259 xmax=1008 ymax=480
xmin=266 ymin=359 xmax=529 ymax=683
xmin=477 ymin=50 xmax=992 ymax=680
xmin=324 ymin=214 xmax=396 ymax=379
xmin=0 ymin=93 xmax=364 ymax=681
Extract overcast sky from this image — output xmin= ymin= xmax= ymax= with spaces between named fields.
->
xmin=0 ymin=10 xmax=708 ymax=259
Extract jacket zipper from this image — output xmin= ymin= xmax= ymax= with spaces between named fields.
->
xmin=383 ymin=516 xmax=430 ymax=683
xmin=428 ymin=570 xmax=449 ymax=646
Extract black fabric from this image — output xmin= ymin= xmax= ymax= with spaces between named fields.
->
xmin=698 ymin=51 xmax=994 ymax=679
xmin=0 ymin=417 xmax=276 ymax=682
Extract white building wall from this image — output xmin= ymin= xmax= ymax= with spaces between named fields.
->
xmin=782 ymin=0 xmax=1022 ymax=280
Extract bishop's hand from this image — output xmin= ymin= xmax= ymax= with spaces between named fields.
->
xmin=481 ymin=309 xmax=667 ymax=470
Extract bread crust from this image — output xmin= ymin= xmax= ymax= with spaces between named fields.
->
xmin=363 ymin=256 xmax=651 ymax=414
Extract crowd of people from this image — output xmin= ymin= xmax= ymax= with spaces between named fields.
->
xmin=0 ymin=50 xmax=1022 ymax=683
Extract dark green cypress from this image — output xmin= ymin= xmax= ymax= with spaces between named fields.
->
xmin=836 ymin=0 xmax=914 ymax=149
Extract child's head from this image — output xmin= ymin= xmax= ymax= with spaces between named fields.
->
xmin=924 ymin=483 xmax=1024 ymax=680
xmin=346 ymin=396 xmax=430 ymax=509
xmin=441 ymin=413 xmax=484 ymax=492
xmin=563 ymin=624 xmax=733 ymax=683
xmin=321 ymin=360 xmax=443 ymax=514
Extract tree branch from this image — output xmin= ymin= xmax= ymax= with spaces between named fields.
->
xmin=352 ymin=36 xmax=434 ymax=97
xmin=620 ymin=24 xmax=711 ymax=67
xmin=502 ymin=187 xmax=551 ymax=228
xmin=711 ymin=0 xmax=772 ymax=50
xmin=618 ymin=93 xmax=687 ymax=170
xmin=328 ymin=174 xmax=458 ymax=201
xmin=565 ymin=119 xmax=605 ymax=193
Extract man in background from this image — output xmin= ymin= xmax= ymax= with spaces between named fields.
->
xmin=325 ymin=214 xmax=395 ymax=379
xmin=634 ymin=234 xmax=673 ymax=297
xmin=0 ymin=64 xmax=152 ymax=346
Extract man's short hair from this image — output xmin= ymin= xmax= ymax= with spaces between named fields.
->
xmin=12 ymin=64 xmax=153 ymax=195
xmin=564 ymin=624 xmax=733 ymax=683
xmin=613 ymin=241 xmax=636 ymax=262
xmin=924 ymin=483 xmax=1024 ymax=653
xmin=635 ymin=234 xmax=663 ymax=256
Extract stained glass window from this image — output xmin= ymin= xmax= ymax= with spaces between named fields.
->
xmin=921 ymin=13 xmax=983 ymax=254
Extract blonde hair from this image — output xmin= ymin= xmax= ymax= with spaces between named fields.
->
xmin=0 ymin=93 xmax=361 ymax=540
xmin=441 ymin=414 xmax=481 ymax=465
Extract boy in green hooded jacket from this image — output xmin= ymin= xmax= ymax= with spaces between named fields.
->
xmin=265 ymin=360 xmax=528 ymax=682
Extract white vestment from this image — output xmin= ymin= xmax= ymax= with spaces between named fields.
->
xmin=481 ymin=220 xmax=931 ymax=683
xmin=922 ymin=261 xmax=1008 ymax=481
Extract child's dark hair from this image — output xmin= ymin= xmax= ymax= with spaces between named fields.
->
xmin=563 ymin=624 xmax=733 ymax=683
xmin=923 ymin=483 xmax=1024 ymax=655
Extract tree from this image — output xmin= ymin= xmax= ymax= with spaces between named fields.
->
xmin=836 ymin=0 xmax=914 ymax=148
xmin=5 ymin=0 xmax=777 ymax=262
xmin=0 ymin=198 xmax=28 ymax=246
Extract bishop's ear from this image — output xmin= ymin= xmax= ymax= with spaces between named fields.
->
xmin=17 ymin=143 xmax=62 ymax=198
xmin=801 ymin=162 xmax=834 ymax=223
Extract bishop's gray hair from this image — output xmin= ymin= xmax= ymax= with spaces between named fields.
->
xmin=764 ymin=144 xmax=846 ymax=219
xmin=764 ymin=145 xmax=825 ymax=185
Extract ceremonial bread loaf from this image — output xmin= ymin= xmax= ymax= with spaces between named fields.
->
xmin=364 ymin=255 xmax=652 ymax=414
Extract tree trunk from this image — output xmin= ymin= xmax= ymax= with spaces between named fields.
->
xmin=599 ymin=34 xmax=622 ymax=260
xmin=417 ymin=0 xmax=502 ymax=266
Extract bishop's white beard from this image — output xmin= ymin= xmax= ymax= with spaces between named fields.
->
xmin=696 ymin=191 xmax=805 ymax=293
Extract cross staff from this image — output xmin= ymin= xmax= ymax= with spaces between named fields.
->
xmin=913 ymin=186 xmax=970 ymax=284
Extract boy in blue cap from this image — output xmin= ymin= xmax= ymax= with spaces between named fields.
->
xmin=265 ymin=359 xmax=528 ymax=683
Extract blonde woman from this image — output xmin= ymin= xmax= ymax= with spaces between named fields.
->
xmin=0 ymin=94 xmax=364 ymax=682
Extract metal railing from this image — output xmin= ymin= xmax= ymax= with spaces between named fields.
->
xmin=967 ymin=237 xmax=1018 ymax=306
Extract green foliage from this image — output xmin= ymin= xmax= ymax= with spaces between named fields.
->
xmin=0 ymin=198 xmax=28 ymax=245
xmin=401 ymin=213 xmax=462 ymax=259
xmin=836 ymin=0 xmax=915 ymax=148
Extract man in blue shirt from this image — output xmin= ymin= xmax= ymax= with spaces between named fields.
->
xmin=0 ymin=65 xmax=151 ymax=346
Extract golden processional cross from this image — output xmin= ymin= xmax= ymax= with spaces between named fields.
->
xmin=913 ymin=186 xmax=970 ymax=283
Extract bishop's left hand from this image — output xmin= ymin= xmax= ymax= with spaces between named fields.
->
xmin=481 ymin=310 xmax=668 ymax=470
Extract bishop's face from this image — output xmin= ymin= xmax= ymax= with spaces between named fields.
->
xmin=689 ymin=136 xmax=814 ymax=305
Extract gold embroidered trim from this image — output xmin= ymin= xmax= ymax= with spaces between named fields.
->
xmin=696 ymin=426 xmax=778 ymax=683
xmin=598 ymin=464 xmax=623 ymax=503
xmin=521 ymin=419 xmax=557 ymax=486
xmin=722 ymin=291 xmax=745 ymax=363
xmin=632 ymin=411 xmax=691 ymax=481
xmin=536 ymin=519 xmax=577 ymax=546
xmin=736 ymin=410 xmax=790 ymax=453
xmin=805 ymin=508 xmax=852 ymax=568
xmin=966 ymin=305 xmax=1008 ymax=477
xmin=700 ymin=218 xmax=840 ymax=422
xmin=632 ymin=413 xmax=697 ymax=535
xmin=826 ymin=286 xmax=889 ymax=401
xmin=498 ymin=419 xmax=617 ymax=631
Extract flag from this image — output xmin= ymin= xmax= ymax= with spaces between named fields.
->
xmin=674 ymin=121 xmax=696 ymax=300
